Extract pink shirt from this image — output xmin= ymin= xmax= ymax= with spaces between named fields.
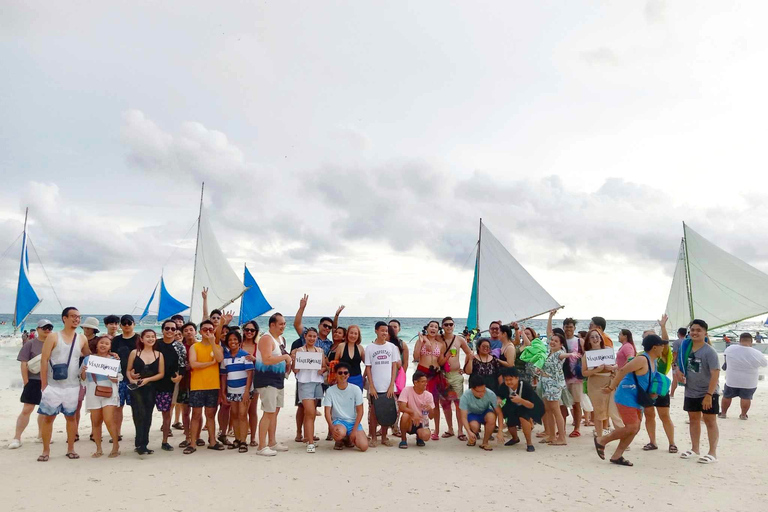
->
xmin=398 ymin=386 xmax=435 ymax=426
xmin=616 ymin=343 xmax=636 ymax=369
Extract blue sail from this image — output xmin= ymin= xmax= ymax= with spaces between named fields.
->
xmin=13 ymin=232 xmax=41 ymax=329
xmin=139 ymin=282 xmax=158 ymax=321
xmin=239 ymin=264 xmax=272 ymax=324
xmin=466 ymin=258 xmax=479 ymax=330
xmin=158 ymin=277 xmax=189 ymax=321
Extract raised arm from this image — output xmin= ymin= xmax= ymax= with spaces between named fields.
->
xmin=332 ymin=305 xmax=345 ymax=330
xmin=201 ymin=287 xmax=209 ymax=321
xmin=659 ymin=313 xmax=670 ymax=341
xmin=547 ymin=309 xmax=556 ymax=339
xmin=294 ymin=294 xmax=308 ymax=336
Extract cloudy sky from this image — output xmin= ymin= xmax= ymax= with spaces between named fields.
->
xmin=2 ymin=1 xmax=767 ymax=321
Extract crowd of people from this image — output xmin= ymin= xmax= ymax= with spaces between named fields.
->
xmin=8 ymin=295 xmax=768 ymax=467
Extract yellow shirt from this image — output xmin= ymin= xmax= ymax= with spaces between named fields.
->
xmin=190 ymin=342 xmax=220 ymax=391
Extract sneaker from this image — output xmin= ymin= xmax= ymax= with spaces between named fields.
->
xmin=256 ymin=446 xmax=277 ymax=457
xmin=270 ymin=442 xmax=289 ymax=452
xmin=161 ymin=443 xmax=173 ymax=452
xmin=7 ymin=439 xmax=21 ymax=449
xmin=306 ymin=443 xmax=316 ymax=453
xmin=527 ymin=445 xmax=535 ymax=452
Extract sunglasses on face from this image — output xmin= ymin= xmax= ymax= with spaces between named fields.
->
xmin=443 ymin=323 xmax=454 ymax=327
xmin=200 ymin=327 xmax=214 ymax=333
xmin=337 ymin=371 xmax=349 ymax=376
xmin=321 ymin=324 xmax=332 ymax=329
xmin=490 ymin=327 xmax=500 ymax=331
xmin=163 ymin=327 xmax=176 ymax=331
xmin=121 ymin=322 xmax=134 ymax=326
xmin=40 ymin=326 xmax=53 ymax=331
xmin=243 ymin=328 xmax=256 ymax=333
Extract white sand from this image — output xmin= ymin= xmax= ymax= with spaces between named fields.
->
xmin=1 ymin=374 xmax=767 ymax=512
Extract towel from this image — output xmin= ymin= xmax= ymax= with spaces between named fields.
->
xmin=520 ymin=338 xmax=548 ymax=369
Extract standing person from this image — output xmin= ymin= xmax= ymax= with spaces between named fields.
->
xmin=364 ymin=321 xmax=399 ymax=447
xmin=497 ymin=367 xmax=543 ymax=452
xmin=439 ymin=317 xmax=472 ymax=441
xmin=335 ymin=325 xmax=366 ymax=390
xmin=169 ymin=314 xmax=186 ymax=430
xmin=80 ymin=336 xmax=121 ymax=458
xmin=254 ymin=313 xmax=293 ymax=456
xmin=720 ymin=333 xmax=767 ymax=420
xmin=670 ymin=327 xmax=687 ymax=398
xmin=547 ymin=310 xmax=583 ymax=437
xmin=22 ymin=330 xmax=29 ymax=344
xmin=616 ymin=329 xmax=637 ymax=369
xmin=241 ymin=320 xmax=261 ymax=447
xmin=459 ymin=375 xmax=505 ymax=450
xmin=676 ymin=319 xmax=720 ymax=464
xmin=488 ymin=321 xmax=503 ymax=357
xmin=465 ymin=338 xmax=501 ymax=394
xmin=8 ymin=319 xmax=52 ymax=449
xmin=537 ymin=332 xmax=572 ymax=446
xmin=589 ymin=316 xmax=614 ymax=348
xmin=37 ymin=307 xmax=90 ymax=462
xmin=103 ymin=315 xmax=120 ymax=340
xmin=324 ymin=362 xmax=368 ymax=452
xmin=388 ymin=319 xmax=410 ymax=436
xmin=642 ymin=317 xmax=677 ymax=453
xmin=582 ymin=329 xmax=618 ymax=438
xmin=77 ymin=317 xmax=101 ymax=441
xmin=185 ymin=319 xmax=225 ymax=454
xmin=413 ymin=320 xmax=447 ymax=441
xmin=155 ymin=319 xmax=185 ymax=451
xmin=292 ymin=328 xmax=328 ymax=453
xmin=397 ymin=371 xmax=436 ymax=449
xmin=594 ymin=334 xmax=667 ymax=467
xmin=177 ymin=322 xmax=196 ymax=448
xmin=126 ymin=330 xmax=165 ymax=455
xmin=111 ymin=314 xmax=140 ymax=442
xmin=755 ymin=332 xmax=764 ymax=344
xmin=220 ymin=330 xmax=254 ymax=453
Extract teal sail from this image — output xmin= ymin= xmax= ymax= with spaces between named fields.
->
xmin=139 ymin=282 xmax=158 ymax=321
xmin=13 ymin=230 xmax=41 ymax=330
xmin=158 ymin=277 xmax=188 ymax=321
xmin=466 ymin=258 xmax=479 ymax=330
xmin=239 ymin=264 xmax=272 ymax=324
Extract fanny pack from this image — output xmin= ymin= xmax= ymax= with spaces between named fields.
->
xmin=91 ymin=373 xmax=113 ymax=398
xmin=27 ymin=354 xmax=42 ymax=374
xmin=50 ymin=333 xmax=77 ymax=381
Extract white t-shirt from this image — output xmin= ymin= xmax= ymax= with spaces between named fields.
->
xmin=566 ymin=337 xmax=580 ymax=353
xmin=364 ymin=342 xmax=399 ymax=392
xmin=723 ymin=344 xmax=768 ymax=389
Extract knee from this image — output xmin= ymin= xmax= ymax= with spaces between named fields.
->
xmin=485 ymin=412 xmax=496 ymax=425
xmin=418 ymin=429 xmax=430 ymax=441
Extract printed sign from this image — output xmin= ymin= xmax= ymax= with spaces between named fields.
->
xmin=86 ymin=355 xmax=121 ymax=377
xmin=585 ymin=348 xmax=616 ymax=369
xmin=294 ymin=351 xmax=323 ymax=370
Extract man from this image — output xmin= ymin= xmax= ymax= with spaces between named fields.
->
xmin=438 ymin=316 xmax=471 ymax=440
xmin=497 ymin=367 xmax=543 ymax=452
xmin=755 ymin=332 xmax=764 ymax=344
xmin=29 ymin=328 xmax=37 ymax=341
xmin=488 ymin=321 xmax=503 ymax=357
xmin=397 ymin=370 xmax=436 ymax=448
xmin=21 ymin=330 xmax=29 ymax=344
xmin=548 ymin=311 xmax=582 ymax=436
xmin=37 ymin=307 xmax=90 ymax=461
xmin=79 ymin=317 xmax=101 ymax=440
xmin=156 ymin=319 xmax=185 ymax=451
xmin=459 ymin=375 xmax=505 ymax=450
xmin=720 ymin=333 xmax=767 ymax=420
xmin=177 ymin=322 xmax=197 ymax=447
xmin=324 ymin=362 xmax=368 ymax=451
xmin=364 ymin=321 xmax=399 ymax=447
xmin=187 ymin=319 xmax=225 ymax=453
xmin=102 ymin=315 xmax=120 ymax=340
xmin=642 ymin=316 xmax=677 ymax=453
xmin=589 ymin=316 xmax=613 ymax=348
xmin=670 ymin=326 xmax=687 ymax=398
xmin=676 ymin=319 xmax=720 ymax=464
xmin=8 ymin=319 xmax=53 ymax=449
xmin=111 ymin=314 xmax=140 ymax=441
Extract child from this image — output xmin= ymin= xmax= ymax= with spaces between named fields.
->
xmin=220 ymin=331 xmax=254 ymax=453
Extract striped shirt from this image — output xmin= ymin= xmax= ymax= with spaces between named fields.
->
xmin=220 ymin=349 xmax=254 ymax=395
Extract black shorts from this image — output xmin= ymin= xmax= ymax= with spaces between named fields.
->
xmin=406 ymin=423 xmax=426 ymax=436
xmin=20 ymin=379 xmax=42 ymax=405
xmin=723 ymin=384 xmax=756 ymax=400
xmin=684 ymin=394 xmax=720 ymax=415
xmin=189 ymin=389 xmax=218 ymax=409
xmin=653 ymin=393 xmax=670 ymax=408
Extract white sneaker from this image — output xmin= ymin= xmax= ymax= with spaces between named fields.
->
xmin=256 ymin=446 xmax=277 ymax=457
xmin=270 ymin=442 xmax=289 ymax=452
xmin=7 ymin=439 xmax=21 ymax=449
xmin=306 ymin=443 xmax=316 ymax=453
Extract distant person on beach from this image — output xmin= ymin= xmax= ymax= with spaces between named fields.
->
xmin=156 ymin=319 xmax=185 ymax=452
xmin=720 ymin=333 xmax=767 ymax=420
xmin=78 ymin=317 xmax=101 ymax=440
xmin=589 ymin=316 xmax=613 ymax=348
xmin=388 ymin=319 xmax=409 ymax=436
xmin=80 ymin=336 xmax=121 ymax=458
xmin=365 ymin=321 xmax=399 ymax=447
xmin=126 ymin=329 xmax=165 ymax=455
xmin=439 ymin=317 xmax=471 ymax=441
xmin=466 ymin=338 xmax=501 ymax=395
xmin=616 ymin=329 xmax=637 ymax=369
xmin=537 ymin=332 xmax=573 ymax=446
xmin=103 ymin=315 xmax=120 ymax=340
xmin=324 ymin=362 xmax=368 ymax=451
xmin=37 ymin=307 xmax=90 ymax=462
xmin=582 ymin=329 xmax=618 ymax=438
xmin=240 ymin=320 xmax=260 ymax=447
xmin=676 ymin=319 xmax=720 ymax=464
xmin=170 ymin=314 xmax=188 ymax=436
xmin=642 ymin=318 xmax=677 ymax=454
xmin=755 ymin=332 xmax=763 ymax=343
xmin=21 ymin=330 xmax=29 ymax=344
xmin=459 ymin=374 xmax=505 ymax=450
xmin=497 ymin=367 xmax=543 ymax=452
xmin=547 ymin=310 xmax=583 ymax=438
xmin=220 ymin=328 xmax=254 ymax=453
xmin=8 ymin=319 xmax=53 ymax=449
xmin=111 ymin=314 xmax=140 ymax=441
xmin=29 ymin=328 xmax=37 ymax=340
xmin=171 ymin=314 xmax=185 ymax=341
xmin=397 ymin=370 xmax=435 ymax=448
xmin=488 ymin=321 xmax=503 ymax=357
xmin=186 ymin=319 xmax=225 ymax=454
xmin=414 ymin=320 xmax=447 ymax=441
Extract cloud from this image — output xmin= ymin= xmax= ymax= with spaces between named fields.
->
xmin=580 ymin=47 xmax=620 ymax=66
xmin=644 ymin=0 xmax=666 ymax=24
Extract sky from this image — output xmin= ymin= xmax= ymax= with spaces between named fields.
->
xmin=1 ymin=1 xmax=767 ymax=321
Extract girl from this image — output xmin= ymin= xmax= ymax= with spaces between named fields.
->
xmin=537 ymin=332 xmax=572 ymax=446
xmin=220 ymin=331 xmax=254 ymax=453
xmin=292 ymin=328 xmax=328 ymax=453
xmin=582 ymin=329 xmax=618 ymax=437
xmin=335 ymin=325 xmax=365 ymax=390
xmin=127 ymin=329 xmax=165 ymax=455
xmin=80 ymin=336 xmax=121 ymax=458
xmin=241 ymin=320 xmax=260 ymax=447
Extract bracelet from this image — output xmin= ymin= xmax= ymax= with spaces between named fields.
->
xmin=705 ymin=393 xmax=712 ymax=396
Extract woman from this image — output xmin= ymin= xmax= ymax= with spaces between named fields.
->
xmin=537 ymin=332 xmax=571 ymax=446
xmin=330 ymin=327 xmax=346 ymax=362
xmin=582 ymin=329 xmax=617 ymax=437
xmin=126 ymin=329 xmax=165 ymax=455
xmin=335 ymin=325 xmax=365 ymax=390
xmin=466 ymin=338 xmax=501 ymax=394
xmin=241 ymin=320 xmax=260 ymax=447
xmin=497 ymin=325 xmax=517 ymax=369
xmin=80 ymin=336 xmax=121 ymax=458
xmin=414 ymin=321 xmax=447 ymax=441
xmin=220 ymin=331 xmax=253 ymax=453
xmin=388 ymin=323 xmax=408 ymax=437
xmin=292 ymin=328 xmax=328 ymax=453
xmin=594 ymin=334 xmax=667 ymax=466
xmin=616 ymin=329 xmax=637 ymax=369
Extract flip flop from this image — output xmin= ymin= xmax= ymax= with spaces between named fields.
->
xmin=505 ymin=438 xmax=520 ymax=446
xmin=179 ymin=440 xmax=189 ymax=448
xmin=593 ymin=437 xmax=605 ymax=460
xmin=610 ymin=456 xmax=633 ymax=466
xmin=457 ymin=434 xmax=468 ymax=442
xmin=466 ymin=439 xmax=476 ymax=447
xmin=239 ymin=444 xmax=248 ymax=453
xmin=479 ymin=444 xmax=493 ymax=451
xmin=207 ymin=443 xmax=226 ymax=451
xmin=569 ymin=431 xmax=581 ymax=438
xmin=539 ymin=438 xmax=553 ymax=444
xmin=381 ymin=439 xmax=393 ymax=447
xmin=739 ymin=414 xmax=748 ymax=420
xmin=697 ymin=454 xmax=718 ymax=464
xmin=108 ymin=451 xmax=121 ymax=458
xmin=249 ymin=440 xmax=258 ymax=447
xmin=172 ymin=422 xmax=183 ymax=430
xmin=196 ymin=439 xmax=205 ymax=447
xmin=643 ymin=443 xmax=658 ymax=451
xmin=441 ymin=432 xmax=455 ymax=438
xmin=65 ymin=452 xmax=80 ymax=459
xmin=37 ymin=454 xmax=50 ymax=462
xmin=294 ymin=436 xmax=304 ymax=443
xmin=430 ymin=433 xmax=439 ymax=441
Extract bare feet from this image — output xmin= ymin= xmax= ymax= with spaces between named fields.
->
xmin=108 ymin=450 xmax=120 ymax=458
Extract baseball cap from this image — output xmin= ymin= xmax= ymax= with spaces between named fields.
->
xmin=37 ymin=319 xmax=54 ymax=329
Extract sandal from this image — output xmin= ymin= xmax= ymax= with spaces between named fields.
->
xmin=430 ymin=433 xmax=439 ymax=441
xmin=294 ymin=436 xmax=304 ymax=443
xmin=65 ymin=452 xmax=80 ymax=459
xmin=697 ymin=454 xmax=718 ymax=464
xmin=539 ymin=438 xmax=553 ymax=444
xmin=593 ymin=437 xmax=605 ymax=460
xmin=172 ymin=422 xmax=183 ymax=430
xmin=326 ymin=434 xmax=333 ymax=441
xmin=441 ymin=432 xmax=455 ymax=439
xmin=334 ymin=441 xmax=344 ymax=450
xmin=643 ymin=443 xmax=658 ymax=451
xmin=228 ymin=440 xmax=240 ymax=450
xmin=610 ymin=456 xmax=633 ymax=466
xmin=179 ymin=440 xmax=189 ymax=449
xmin=479 ymin=444 xmax=493 ymax=451
xmin=466 ymin=439 xmax=477 ymax=447
xmin=108 ymin=450 xmax=121 ymax=458
xmin=207 ymin=443 xmax=226 ymax=451
xmin=457 ymin=434 xmax=468 ymax=442
xmin=669 ymin=444 xmax=678 ymax=454
xmin=37 ymin=454 xmax=50 ymax=462
xmin=239 ymin=444 xmax=248 ymax=453
xmin=196 ymin=439 xmax=205 ymax=447
xmin=399 ymin=440 xmax=408 ymax=449
xmin=381 ymin=438 xmax=393 ymax=447
xmin=249 ymin=440 xmax=257 ymax=447
xmin=217 ymin=434 xmax=232 ymax=446
xmin=183 ymin=446 xmax=196 ymax=455
xmin=680 ymin=450 xmax=699 ymax=459
xmin=568 ymin=430 xmax=581 ymax=438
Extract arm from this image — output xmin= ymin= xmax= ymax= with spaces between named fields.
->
xmin=494 ymin=405 xmax=505 ymax=443
xmin=258 ymin=335 xmax=291 ymax=366
xmin=465 ymin=356 xmax=474 ymax=375
xmin=401 ymin=344 xmax=409 ymax=372
xmin=294 ymin=294 xmax=308 ymax=336
xmin=581 ymin=357 xmax=606 ymax=378
xmin=659 ymin=313 xmax=669 ymax=341
xmin=189 ymin=345 xmax=210 ymax=369
xmin=332 ymin=305 xmax=345 ymax=330
xmin=459 ymin=408 xmax=473 ymax=442
xmin=39 ymin=333 xmax=57 ymax=390
xmin=21 ymin=362 xmax=29 ymax=386
xmin=201 ymin=287 xmax=209 ymax=321
xmin=520 ymin=328 xmax=532 ymax=347
xmin=364 ymin=365 xmax=377 ymax=399
xmin=220 ymin=372 xmax=229 ymax=403
xmin=702 ymin=368 xmax=720 ymax=410
xmin=547 ymin=309 xmax=556 ymax=339
xmin=81 ymin=335 xmax=91 ymax=357
xmin=386 ymin=356 xmax=397 ymax=398
xmin=291 ymin=349 xmax=299 ymax=375
xmin=244 ymin=370 xmax=253 ymax=403
xmin=354 ymin=403 xmax=364 ymax=431
xmin=605 ymin=356 xmax=645 ymax=392
xmin=413 ymin=334 xmax=423 ymax=363
xmin=126 ymin=351 xmax=138 ymax=384
xmin=324 ymin=405 xmax=333 ymax=428
xmin=211 ymin=340 xmax=225 ymax=363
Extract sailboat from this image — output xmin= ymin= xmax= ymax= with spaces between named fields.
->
xmin=139 ymin=276 xmax=189 ymax=322
xmin=12 ymin=208 xmax=42 ymax=334
xmin=238 ymin=264 xmax=273 ymax=324
xmin=466 ymin=219 xmax=562 ymax=333
xmin=665 ymin=222 xmax=768 ymax=353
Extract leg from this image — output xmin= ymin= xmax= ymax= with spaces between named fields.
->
xmin=657 ymin=407 xmax=675 ymax=447
xmin=248 ymin=398 xmax=258 ymax=445
xmin=190 ymin=407 xmax=203 ymax=446
xmin=229 ymin=405 xmax=240 ymax=442
xmin=268 ymin=407 xmax=280 ymax=446
xmin=670 ymin=377 xmax=677 ymax=398
xmin=91 ymin=408 xmax=104 ymax=456
xmin=115 ymin=406 xmax=123 ymax=437
xmin=217 ymin=402 xmax=230 ymax=438
xmin=295 ymin=403 xmax=304 ymax=441
xmin=702 ymin=414 xmax=718 ymax=458
xmin=644 ymin=406 xmax=657 ymax=446
xmin=543 ymin=401 xmax=557 ymax=442
xmin=130 ymin=391 xmax=145 ymax=448
xmin=13 ymin=403 xmax=36 ymax=441
xmin=520 ymin=417 xmax=533 ymax=446
xmin=302 ymin=399 xmax=316 ymax=444
xmin=720 ymin=396 xmax=732 ymax=417
xmin=552 ymin=403 xmax=566 ymax=444
xmin=740 ymin=399 xmax=752 ymax=418
xmin=182 ymin=405 xmax=191 ymax=443
xmin=610 ymin=421 xmax=641 ymax=461
xmin=101 ymin=406 xmax=120 ymax=455
xmin=331 ymin=424 xmax=347 ymax=442
xmin=238 ymin=402 xmax=249 ymax=443
xmin=432 ymin=393 xmax=441 ymax=437
xmin=65 ymin=415 xmax=78 ymax=455
xmin=143 ymin=390 xmax=156 ymax=449
xmin=173 ymin=403 xmax=181 ymax=424
xmin=351 ymin=428 xmax=369 ymax=451
xmin=688 ymin=411 xmax=702 ymax=453
xmin=482 ymin=412 xmax=495 ymax=446
xmin=369 ymin=400 xmax=379 ymax=446
xmin=571 ymin=402 xmax=582 ymax=433
xmin=161 ymin=410 xmax=171 ymax=444
xmin=40 ymin=414 xmax=55 ymax=457
xmin=399 ymin=414 xmax=413 ymax=442
xmin=204 ymin=407 xmax=217 ymax=446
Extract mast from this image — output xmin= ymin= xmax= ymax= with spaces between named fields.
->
xmin=682 ymin=222 xmax=695 ymax=322
xmin=189 ymin=182 xmax=204 ymax=314
xmin=239 ymin=263 xmax=246 ymax=325
xmin=475 ymin=218 xmax=482 ymax=329
xmin=12 ymin=208 xmax=29 ymax=331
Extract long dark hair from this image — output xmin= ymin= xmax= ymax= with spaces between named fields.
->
xmin=137 ymin=329 xmax=157 ymax=352
xmin=620 ymin=329 xmax=637 ymax=356
xmin=242 ymin=320 xmax=260 ymax=341
xmin=388 ymin=325 xmax=403 ymax=354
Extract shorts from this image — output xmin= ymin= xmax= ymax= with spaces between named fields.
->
xmin=20 ymin=379 xmax=42 ymax=405
xmin=176 ymin=386 xmax=189 ymax=405
xmin=683 ymin=394 xmax=720 ymax=415
xmin=227 ymin=392 xmax=244 ymax=402
xmin=567 ymin=381 xmax=583 ymax=402
xmin=653 ymin=393 xmax=670 ymax=408
xmin=38 ymin=385 xmax=79 ymax=417
xmin=118 ymin=380 xmax=132 ymax=407
xmin=348 ymin=374 xmax=364 ymax=391
xmin=406 ymin=423 xmax=427 ymax=435
xmin=616 ymin=403 xmax=643 ymax=425
xmin=441 ymin=370 xmax=464 ymax=404
xmin=85 ymin=380 xmax=119 ymax=410
xmin=156 ymin=391 xmax=173 ymax=412
xmin=333 ymin=419 xmax=363 ymax=435
xmin=723 ymin=384 xmax=756 ymax=400
xmin=467 ymin=411 xmax=493 ymax=424
xmin=298 ymin=382 xmax=324 ymax=401
xmin=189 ymin=389 xmax=219 ymax=409
xmin=257 ymin=386 xmax=284 ymax=413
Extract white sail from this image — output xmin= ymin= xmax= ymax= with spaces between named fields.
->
xmin=665 ymin=239 xmax=692 ymax=333
xmin=189 ymin=206 xmax=247 ymax=323
xmin=475 ymin=221 xmax=561 ymax=328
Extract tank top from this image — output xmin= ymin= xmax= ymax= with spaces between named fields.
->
xmin=614 ymin=354 xmax=656 ymax=410
xmin=190 ymin=342 xmax=220 ymax=391
xmin=133 ymin=350 xmax=160 ymax=379
xmin=49 ymin=331 xmax=84 ymax=388
xmin=339 ymin=343 xmax=363 ymax=376
xmin=254 ymin=333 xmax=286 ymax=389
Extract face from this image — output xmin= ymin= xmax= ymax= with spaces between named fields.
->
xmin=305 ymin=330 xmax=318 ymax=346
xmin=142 ymin=332 xmax=156 ymax=347
xmin=174 ymin=318 xmax=183 ymax=328
xmin=318 ymin=320 xmax=333 ymax=339
xmin=524 ymin=328 xmax=534 ymax=340
xmin=348 ymin=327 xmax=360 ymax=344
xmin=106 ymin=322 xmax=119 ymax=335
xmin=413 ymin=376 xmax=428 ymax=393
xmin=38 ymin=325 xmax=52 ymax=340
xmin=200 ymin=324 xmax=215 ymax=341
xmin=336 ymin=367 xmax=350 ymax=384
xmin=243 ymin=325 xmax=257 ymax=340
xmin=163 ymin=323 xmax=177 ymax=339
xmin=471 ymin=385 xmax=487 ymax=399
xmin=588 ymin=331 xmax=602 ymax=350
xmin=549 ymin=336 xmax=562 ymax=351
xmin=478 ymin=341 xmax=490 ymax=355
xmin=503 ymin=375 xmax=519 ymax=389
xmin=489 ymin=323 xmax=501 ymax=338
xmin=376 ymin=325 xmax=388 ymax=341
xmin=210 ymin=313 xmax=221 ymax=326
xmin=272 ymin=316 xmax=286 ymax=334
xmin=96 ymin=338 xmax=111 ymax=355
xmin=650 ymin=344 xmax=666 ymax=357
xmin=333 ymin=328 xmax=345 ymax=343
xmin=689 ymin=324 xmax=706 ymax=342
xmin=63 ymin=309 xmax=81 ymax=329
xmin=442 ymin=319 xmax=454 ymax=335
xmin=619 ymin=331 xmax=627 ymax=343
xmin=427 ymin=322 xmax=439 ymax=336
xmin=227 ymin=334 xmax=240 ymax=353
xmin=564 ymin=323 xmax=575 ymax=338
xmin=121 ymin=320 xmax=135 ymax=335
xmin=183 ymin=325 xmax=197 ymax=341
xmin=83 ymin=327 xmax=96 ymax=338
xmin=389 ymin=321 xmax=400 ymax=335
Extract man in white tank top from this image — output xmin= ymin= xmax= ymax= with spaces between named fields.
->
xmin=37 ymin=307 xmax=90 ymax=462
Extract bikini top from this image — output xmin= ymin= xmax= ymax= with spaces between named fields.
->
xmin=420 ymin=340 xmax=441 ymax=357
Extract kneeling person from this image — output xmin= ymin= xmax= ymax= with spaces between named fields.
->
xmin=397 ymin=370 xmax=435 ymax=449
xmin=498 ymin=367 xmax=544 ymax=452
xmin=459 ymin=375 xmax=505 ymax=451
xmin=323 ymin=362 xmax=368 ymax=451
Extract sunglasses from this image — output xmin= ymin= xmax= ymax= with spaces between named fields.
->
xmin=163 ymin=327 xmax=176 ymax=331
xmin=200 ymin=327 xmax=214 ymax=333
xmin=337 ymin=371 xmax=349 ymax=376
xmin=321 ymin=324 xmax=332 ymax=329
xmin=443 ymin=323 xmax=454 ymax=327
xmin=121 ymin=322 xmax=134 ymax=326
xmin=243 ymin=328 xmax=257 ymax=333
xmin=40 ymin=326 xmax=53 ymax=331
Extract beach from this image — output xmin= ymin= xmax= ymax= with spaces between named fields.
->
xmin=1 ymin=364 xmax=766 ymax=512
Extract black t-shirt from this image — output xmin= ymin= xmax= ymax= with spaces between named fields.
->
xmin=111 ymin=334 xmax=139 ymax=378
xmin=497 ymin=381 xmax=542 ymax=421
xmin=156 ymin=340 xmax=180 ymax=393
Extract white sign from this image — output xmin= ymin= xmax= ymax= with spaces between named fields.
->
xmin=86 ymin=355 xmax=121 ymax=378
xmin=585 ymin=348 xmax=616 ymax=369
xmin=294 ymin=351 xmax=323 ymax=370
